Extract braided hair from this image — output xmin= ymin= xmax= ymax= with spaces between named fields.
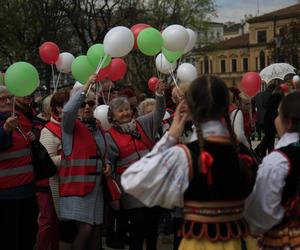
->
xmin=185 ymin=75 xmax=230 ymax=174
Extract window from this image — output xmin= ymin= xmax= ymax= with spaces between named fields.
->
xmin=231 ymin=59 xmax=237 ymax=72
xmin=259 ymin=51 xmax=265 ymax=70
xmin=210 ymin=32 xmax=214 ymax=39
xmin=204 ymin=56 xmax=209 ymax=73
xmin=257 ymin=30 xmax=267 ymax=43
xmin=200 ymin=61 xmax=203 ymax=74
xmin=220 ymin=59 xmax=226 ymax=73
xmin=243 ymin=58 xmax=248 ymax=72
xmin=255 ymin=57 xmax=258 ymax=71
xmin=217 ymin=32 xmax=220 ymax=39
xmin=210 ymin=60 xmax=213 ymax=73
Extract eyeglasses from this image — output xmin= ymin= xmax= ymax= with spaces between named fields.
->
xmin=0 ymin=95 xmax=13 ymax=102
xmin=80 ymin=100 xmax=96 ymax=108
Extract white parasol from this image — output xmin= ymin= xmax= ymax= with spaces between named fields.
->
xmin=260 ymin=63 xmax=296 ymax=84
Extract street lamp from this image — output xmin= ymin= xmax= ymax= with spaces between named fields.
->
xmin=274 ymin=35 xmax=283 ymax=63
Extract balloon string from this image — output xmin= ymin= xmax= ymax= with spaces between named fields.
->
xmin=12 ymin=96 xmax=16 ymax=117
xmin=54 ymin=71 xmax=61 ymax=92
xmin=154 ymin=56 xmax=160 ymax=79
xmin=107 ymin=84 xmax=111 ymax=103
xmin=100 ymin=86 xmax=106 ymax=105
xmin=96 ymin=55 xmax=108 ymax=74
xmin=51 ymin=64 xmax=56 ymax=93
xmin=169 ymin=67 xmax=179 ymax=89
xmin=95 ymin=83 xmax=99 ymax=107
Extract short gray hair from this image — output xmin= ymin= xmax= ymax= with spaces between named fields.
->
xmin=107 ymin=97 xmax=130 ymax=123
xmin=42 ymin=95 xmax=52 ymax=114
xmin=0 ymin=85 xmax=8 ymax=94
xmin=137 ymin=98 xmax=156 ymax=116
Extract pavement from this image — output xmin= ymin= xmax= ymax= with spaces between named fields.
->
xmin=104 ymin=235 xmax=173 ymax=250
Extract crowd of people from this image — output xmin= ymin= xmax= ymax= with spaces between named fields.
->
xmin=1 ymin=72 xmax=300 ymax=250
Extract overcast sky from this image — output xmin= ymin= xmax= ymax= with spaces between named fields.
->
xmin=214 ymin=0 xmax=297 ymax=23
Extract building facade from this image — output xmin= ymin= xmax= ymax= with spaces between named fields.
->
xmin=195 ymin=3 xmax=300 ymax=87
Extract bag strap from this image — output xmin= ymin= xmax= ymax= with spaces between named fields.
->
xmin=232 ymin=109 xmax=240 ymax=131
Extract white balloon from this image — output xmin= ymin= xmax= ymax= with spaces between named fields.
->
xmin=184 ymin=29 xmax=197 ymax=53
xmin=93 ymin=105 xmax=111 ymax=131
xmin=55 ymin=52 xmax=75 ymax=73
xmin=177 ymin=63 xmax=197 ymax=83
xmin=162 ymin=25 xmax=189 ymax=51
xmin=293 ymin=75 xmax=300 ymax=83
xmin=155 ymin=53 xmax=177 ymax=74
xmin=104 ymin=26 xmax=134 ymax=57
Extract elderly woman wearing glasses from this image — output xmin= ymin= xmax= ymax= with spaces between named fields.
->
xmin=59 ymin=75 xmax=111 ymax=250
xmin=0 ymin=86 xmax=39 ymax=249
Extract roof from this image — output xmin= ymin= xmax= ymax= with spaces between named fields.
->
xmin=203 ymin=21 xmax=224 ymax=26
xmin=202 ymin=34 xmax=249 ymax=51
xmin=224 ymin=23 xmax=243 ymax=33
xmin=248 ymin=3 xmax=300 ymax=24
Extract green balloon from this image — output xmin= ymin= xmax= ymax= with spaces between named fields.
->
xmin=137 ymin=28 xmax=163 ymax=56
xmin=5 ymin=62 xmax=39 ymax=96
xmin=162 ymin=48 xmax=182 ymax=63
xmin=71 ymin=55 xmax=96 ymax=84
xmin=87 ymin=44 xmax=111 ymax=69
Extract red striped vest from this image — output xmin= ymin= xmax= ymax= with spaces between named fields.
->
xmin=0 ymin=123 xmax=34 ymax=189
xmin=108 ymin=121 xmax=153 ymax=174
xmin=59 ymin=120 xmax=98 ymax=197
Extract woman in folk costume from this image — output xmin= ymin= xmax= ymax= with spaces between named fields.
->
xmin=59 ymin=75 xmax=111 ymax=250
xmin=121 ymin=75 xmax=258 ymax=250
xmin=245 ymin=92 xmax=300 ymax=249
xmin=105 ymin=81 xmax=166 ymax=250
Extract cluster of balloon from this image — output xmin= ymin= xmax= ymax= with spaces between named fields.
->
xmin=240 ymin=72 xmax=262 ymax=97
xmin=39 ymin=41 xmax=75 ymax=92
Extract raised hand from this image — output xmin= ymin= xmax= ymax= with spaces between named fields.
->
xmin=168 ymin=100 xmax=188 ymax=140
xmin=3 ymin=116 xmax=18 ymax=133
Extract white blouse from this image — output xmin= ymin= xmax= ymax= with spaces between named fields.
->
xmin=230 ymin=109 xmax=250 ymax=148
xmin=244 ymin=132 xmax=299 ymax=235
xmin=121 ymin=121 xmax=229 ymax=209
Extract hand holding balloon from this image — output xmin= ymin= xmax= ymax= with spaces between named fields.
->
xmin=83 ymin=74 xmax=97 ymax=93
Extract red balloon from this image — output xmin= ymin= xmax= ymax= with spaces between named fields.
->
xmin=97 ymin=63 xmax=112 ymax=82
xmin=280 ymin=83 xmax=289 ymax=93
xmin=131 ymin=23 xmax=151 ymax=49
xmin=39 ymin=41 xmax=60 ymax=64
xmin=107 ymin=59 xmax=127 ymax=81
xmin=148 ymin=76 xmax=159 ymax=92
xmin=240 ymin=72 xmax=261 ymax=97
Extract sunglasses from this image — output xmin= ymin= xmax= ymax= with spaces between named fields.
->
xmin=80 ymin=100 xmax=96 ymax=108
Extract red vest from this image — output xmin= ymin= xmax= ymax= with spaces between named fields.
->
xmin=59 ymin=120 xmax=98 ymax=197
xmin=37 ymin=120 xmax=62 ymax=188
xmin=0 ymin=122 xmax=34 ymax=189
xmin=45 ymin=121 xmax=62 ymax=139
xmin=15 ymin=110 xmax=33 ymax=134
xmin=108 ymin=121 xmax=153 ymax=174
